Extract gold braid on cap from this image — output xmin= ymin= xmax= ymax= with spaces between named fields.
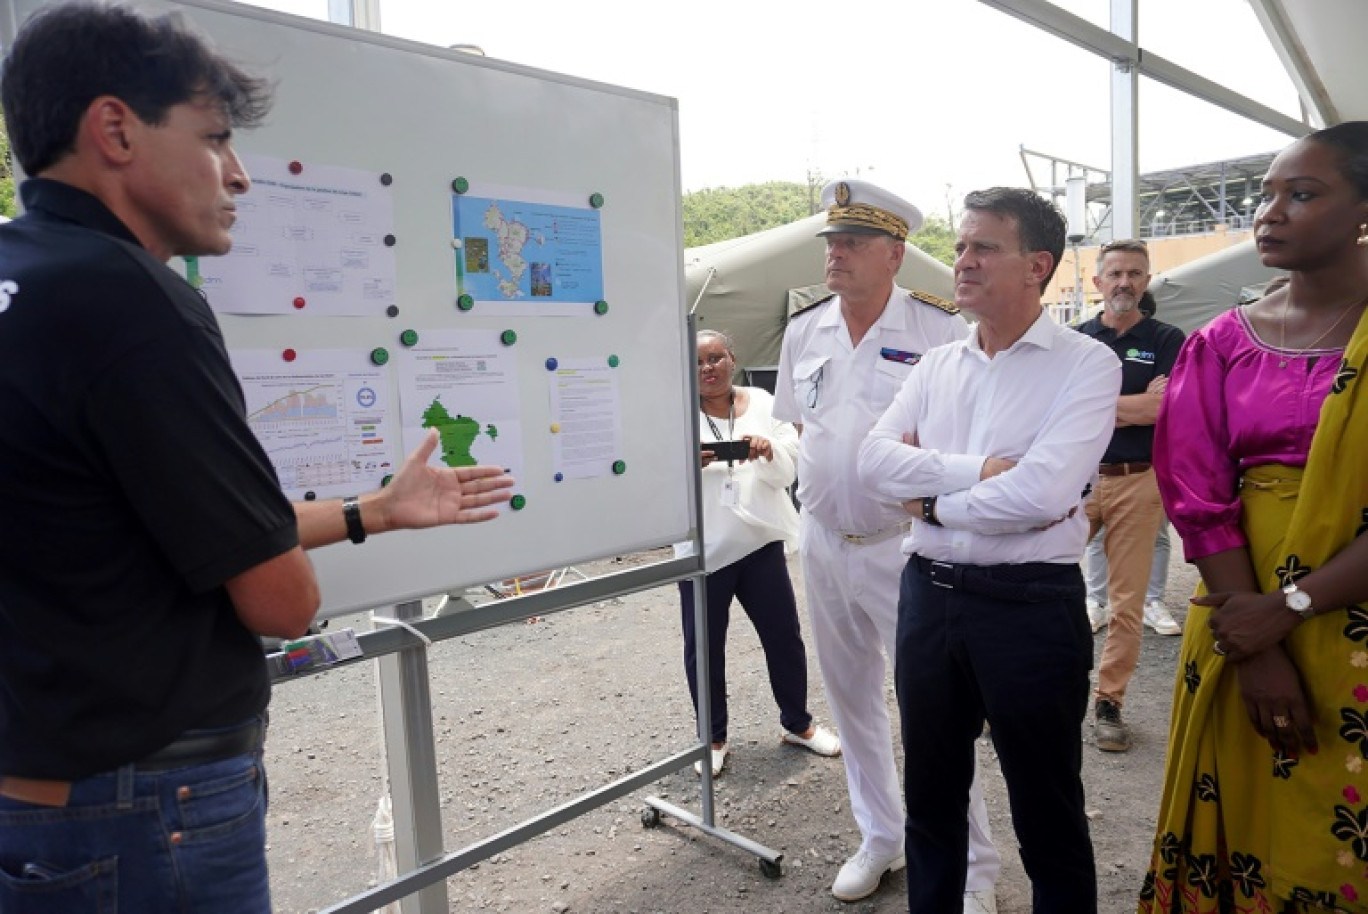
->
xmin=825 ymin=203 xmax=908 ymax=241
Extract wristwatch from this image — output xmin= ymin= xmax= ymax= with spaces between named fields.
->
xmin=342 ymin=495 xmax=367 ymax=545
xmin=921 ymin=496 xmax=943 ymax=527
xmin=1282 ymin=581 xmax=1313 ymax=619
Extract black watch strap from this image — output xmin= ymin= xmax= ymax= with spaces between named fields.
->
xmin=921 ymin=496 xmax=943 ymax=527
xmin=342 ymin=496 xmax=367 ymax=544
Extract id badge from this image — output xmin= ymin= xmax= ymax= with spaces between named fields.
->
xmin=720 ymin=477 xmax=740 ymax=507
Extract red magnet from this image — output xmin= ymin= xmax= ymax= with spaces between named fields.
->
xmin=292 ymin=296 xmax=306 ymax=310
xmin=282 ymin=348 xmax=297 ymax=362
xmin=288 ymin=160 xmax=303 ymax=175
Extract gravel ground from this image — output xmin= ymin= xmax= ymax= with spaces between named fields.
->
xmin=264 ymin=542 xmax=1201 ymax=914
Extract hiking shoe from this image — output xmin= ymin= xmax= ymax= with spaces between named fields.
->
xmin=1086 ymin=599 xmax=1108 ymax=633
xmin=1144 ymin=600 xmax=1182 ymax=635
xmin=1095 ymin=699 xmax=1130 ymax=752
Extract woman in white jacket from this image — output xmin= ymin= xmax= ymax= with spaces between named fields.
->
xmin=678 ymin=330 xmax=839 ymax=776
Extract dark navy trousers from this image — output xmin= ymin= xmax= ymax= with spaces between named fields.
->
xmin=678 ymin=540 xmax=813 ymax=745
xmin=895 ymin=557 xmax=1096 ymax=914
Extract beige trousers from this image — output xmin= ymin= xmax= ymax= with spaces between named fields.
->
xmin=1085 ymin=468 xmax=1165 ymax=706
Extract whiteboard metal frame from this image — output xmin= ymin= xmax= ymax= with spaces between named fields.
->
xmin=0 ymin=0 xmax=779 ymax=908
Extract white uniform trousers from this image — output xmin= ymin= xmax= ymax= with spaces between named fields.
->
xmin=799 ymin=513 xmax=1001 ymax=891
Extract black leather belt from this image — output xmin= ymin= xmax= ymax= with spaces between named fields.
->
xmin=911 ymin=555 xmax=1080 ymax=603
xmin=136 ymin=717 xmax=266 ymax=773
xmin=0 ymin=718 xmax=266 ymax=807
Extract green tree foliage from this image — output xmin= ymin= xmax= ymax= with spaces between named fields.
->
xmin=0 ymin=113 xmax=13 ymax=218
xmin=908 ymin=215 xmax=956 ymax=266
xmin=681 ymin=180 xmax=956 ymax=266
xmin=682 ymin=181 xmax=815 ymax=247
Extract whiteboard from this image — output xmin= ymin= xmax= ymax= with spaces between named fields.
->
xmin=1 ymin=0 xmax=696 ymax=616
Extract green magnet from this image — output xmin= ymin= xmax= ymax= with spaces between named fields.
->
xmin=370 ymin=347 xmax=389 ymax=365
xmin=500 ymin=329 xmax=517 ymax=345
xmin=589 ymin=192 xmax=604 ymax=208
xmin=608 ymin=355 xmax=620 ymax=367
xmin=399 ymin=328 xmax=419 ymax=346
xmin=451 ymin=177 xmax=469 ymax=194
xmin=457 ymin=294 xmax=475 ymax=311
xmin=611 ymin=459 xmax=626 ymax=475
xmin=594 ymin=300 xmax=609 ymax=315
xmin=381 ymin=474 xmax=393 ymax=487
xmin=510 ymin=494 xmax=527 ymax=510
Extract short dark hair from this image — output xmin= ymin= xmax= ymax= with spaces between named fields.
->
xmin=962 ymin=187 xmax=1067 ymax=292
xmin=1 ymin=2 xmax=272 ymax=176
xmin=1306 ymin=121 xmax=1368 ymax=200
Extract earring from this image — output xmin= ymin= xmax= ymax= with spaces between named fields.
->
xmin=1359 ymin=223 xmax=1368 ymax=247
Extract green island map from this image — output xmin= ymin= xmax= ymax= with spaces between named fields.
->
xmin=421 ymin=398 xmax=499 ymax=467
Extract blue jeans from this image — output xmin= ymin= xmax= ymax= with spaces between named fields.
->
xmin=0 ymin=738 xmax=270 ymax=913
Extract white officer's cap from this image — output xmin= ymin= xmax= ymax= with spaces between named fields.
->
xmin=817 ymin=179 xmax=923 ymax=242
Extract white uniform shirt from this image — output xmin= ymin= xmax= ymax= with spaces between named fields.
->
xmin=773 ymin=287 xmax=969 ymax=535
xmin=857 ymin=309 xmax=1119 ymax=565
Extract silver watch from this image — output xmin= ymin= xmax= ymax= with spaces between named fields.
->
xmin=1282 ymin=581 xmax=1314 ymax=619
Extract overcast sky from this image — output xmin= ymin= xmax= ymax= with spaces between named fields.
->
xmin=241 ymin=0 xmax=1301 ymax=214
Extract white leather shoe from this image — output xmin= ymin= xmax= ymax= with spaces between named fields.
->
xmin=781 ymin=724 xmax=841 ymax=756
xmin=693 ymin=743 xmax=727 ymax=777
xmin=831 ymin=848 xmax=905 ymax=902
xmin=964 ymin=889 xmax=999 ymax=914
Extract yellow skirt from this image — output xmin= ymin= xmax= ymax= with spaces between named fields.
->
xmin=1140 ymin=464 xmax=1368 ymax=913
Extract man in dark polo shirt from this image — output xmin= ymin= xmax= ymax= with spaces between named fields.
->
xmin=1075 ymin=239 xmax=1185 ymax=752
xmin=0 ymin=5 xmax=512 ymax=912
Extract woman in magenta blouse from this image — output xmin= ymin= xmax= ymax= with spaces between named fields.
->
xmin=1140 ymin=122 xmax=1368 ymax=913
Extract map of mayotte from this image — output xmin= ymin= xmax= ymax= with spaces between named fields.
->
xmin=421 ymin=397 xmax=498 ymax=468
xmin=452 ymin=195 xmax=604 ymax=304
xmin=483 ymin=203 xmax=533 ymax=298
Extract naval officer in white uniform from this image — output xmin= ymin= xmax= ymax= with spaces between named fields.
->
xmin=773 ymin=180 xmax=1001 ymax=911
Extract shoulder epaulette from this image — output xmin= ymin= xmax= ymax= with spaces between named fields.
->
xmin=909 ymin=289 xmax=959 ymax=315
xmin=788 ymin=293 xmax=835 ymax=321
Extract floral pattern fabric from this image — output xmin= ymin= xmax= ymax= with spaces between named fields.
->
xmin=1142 ymin=309 xmax=1368 ymax=913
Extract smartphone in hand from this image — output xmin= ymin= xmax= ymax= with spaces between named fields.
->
xmin=703 ymin=440 xmax=751 ymax=462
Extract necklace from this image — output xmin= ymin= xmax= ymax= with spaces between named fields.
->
xmin=1278 ymin=295 xmax=1368 ymax=368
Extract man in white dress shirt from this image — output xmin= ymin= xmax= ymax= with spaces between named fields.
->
xmin=858 ymin=187 xmax=1119 ymax=913
xmin=773 ymin=179 xmax=1001 ymax=909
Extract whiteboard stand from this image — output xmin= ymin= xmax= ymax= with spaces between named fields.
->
xmin=639 ymin=574 xmax=784 ymax=879
xmin=639 ymin=315 xmax=783 ymax=878
xmin=300 ymin=560 xmax=772 ymax=914
xmin=374 ymin=599 xmax=447 ymax=914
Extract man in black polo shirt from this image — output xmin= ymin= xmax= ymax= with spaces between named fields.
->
xmin=0 ymin=5 xmax=512 ymax=912
xmin=1075 ymin=239 xmax=1185 ymax=752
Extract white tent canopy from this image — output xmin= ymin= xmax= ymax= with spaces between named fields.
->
xmin=1250 ymin=0 xmax=1368 ymax=126
xmin=686 ymin=213 xmax=954 ymax=373
xmin=1149 ymin=240 xmax=1281 ymax=334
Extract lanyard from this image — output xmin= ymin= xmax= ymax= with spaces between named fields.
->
xmin=703 ymin=392 xmax=735 ymax=466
